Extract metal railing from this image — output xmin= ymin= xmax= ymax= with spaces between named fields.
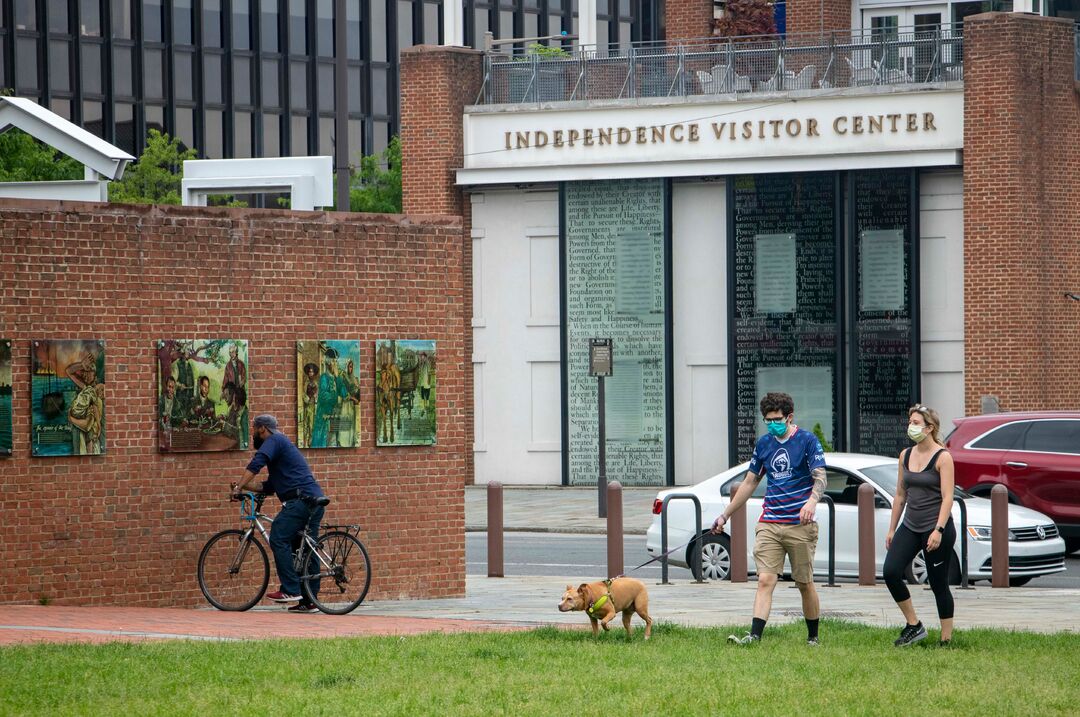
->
xmin=479 ymin=24 xmax=965 ymax=105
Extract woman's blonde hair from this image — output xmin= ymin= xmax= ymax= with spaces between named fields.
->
xmin=908 ymin=404 xmax=943 ymax=445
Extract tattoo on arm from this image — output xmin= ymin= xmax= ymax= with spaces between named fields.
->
xmin=810 ymin=467 xmax=826 ymax=501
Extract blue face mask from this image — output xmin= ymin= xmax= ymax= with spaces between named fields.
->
xmin=766 ymin=420 xmax=788 ymax=438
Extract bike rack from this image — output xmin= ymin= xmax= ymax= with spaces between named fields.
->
xmin=660 ymin=493 xmax=705 ymax=585
xmin=957 ymin=496 xmax=974 ymax=590
xmin=820 ymin=495 xmax=839 ymax=587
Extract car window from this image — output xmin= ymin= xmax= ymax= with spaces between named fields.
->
xmin=1020 ymin=420 xmax=1080 ymax=455
xmin=721 ymin=470 xmax=767 ymax=498
xmin=825 ymin=470 xmax=867 ymax=506
xmin=971 ymin=421 xmax=1029 ymax=450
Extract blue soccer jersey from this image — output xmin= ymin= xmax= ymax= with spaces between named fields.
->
xmin=747 ymin=427 xmax=826 ymax=524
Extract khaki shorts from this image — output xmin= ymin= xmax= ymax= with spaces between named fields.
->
xmin=753 ymin=521 xmax=819 ymax=584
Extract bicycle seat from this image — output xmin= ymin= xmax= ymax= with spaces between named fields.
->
xmin=307 ymin=495 xmax=331 ymax=507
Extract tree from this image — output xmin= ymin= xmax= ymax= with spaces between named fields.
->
xmin=713 ymin=0 xmax=777 ymax=38
xmin=349 ymin=136 xmax=402 ymax=213
xmin=108 ymin=129 xmax=197 ymax=205
xmin=0 ymin=87 xmax=83 ymax=183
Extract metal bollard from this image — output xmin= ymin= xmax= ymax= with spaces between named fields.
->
xmin=607 ymin=481 xmax=623 ymax=579
xmin=820 ymin=495 xmax=839 ymax=588
xmin=956 ymin=497 xmax=974 ymax=590
xmin=660 ymin=493 xmax=703 ymax=585
xmin=487 ymin=482 xmax=504 ymax=578
xmin=857 ymin=483 xmax=876 ymax=586
xmin=729 ymin=484 xmax=748 ymax=583
xmin=991 ymin=484 xmax=1010 ymax=588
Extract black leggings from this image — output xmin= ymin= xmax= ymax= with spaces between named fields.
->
xmin=883 ymin=519 xmax=956 ymax=620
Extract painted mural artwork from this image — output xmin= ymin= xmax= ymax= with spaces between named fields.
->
xmin=375 ymin=339 xmax=436 ymax=447
xmin=0 ymin=340 xmax=11 ymax=456
xmin=31 ymin=339 xmax=106 ymax=456
xmin=296 ymin=340 xmax=362 ymax=448
xmin=157 ymin=339 xmax=249 ymax=452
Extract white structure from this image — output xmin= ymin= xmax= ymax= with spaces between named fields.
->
xmin=181 ymin=156 xmax=334 ymax=211
xmin=0 ymin=96 xmax=134 ymax=202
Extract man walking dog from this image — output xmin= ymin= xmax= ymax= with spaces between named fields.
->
xmin=711 ymin=392 xmax=826 ymax=645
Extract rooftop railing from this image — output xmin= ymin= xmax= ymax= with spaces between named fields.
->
xmin=478 ymin=24 xmax=965 ymax=106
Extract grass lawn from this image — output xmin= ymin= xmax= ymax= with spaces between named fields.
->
xmin=2 ymin=621 xmax=1078 ymax=716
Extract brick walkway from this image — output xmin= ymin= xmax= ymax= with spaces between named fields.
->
xmin=0 ymin=605 xmax=528 ymax=646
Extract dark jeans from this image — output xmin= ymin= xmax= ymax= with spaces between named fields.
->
xmin=269 ymin=498 xmax=325 ymax=596
xmin=883 ymin=519 xmax=956 ymax=620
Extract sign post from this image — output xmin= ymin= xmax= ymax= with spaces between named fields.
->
xmin=589 ymin=338 xmax=613 ymax=518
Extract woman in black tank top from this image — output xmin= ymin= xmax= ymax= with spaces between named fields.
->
xmin=883 ymin=404 xmax=957 ymax=647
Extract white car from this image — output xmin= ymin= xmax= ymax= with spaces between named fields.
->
xmin=645 ymin=453 xmax=1067 ymax=586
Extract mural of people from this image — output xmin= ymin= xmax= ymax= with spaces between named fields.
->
xmin=31 ymin=339 xmax=106 ymax=457
xmin=376 ymin=339 xmax=436 ymax=447
xmin=338 ymin=358 xmax=362 ymax=447
xmin=301 ymin=362 xmax=319 ymax=447
xmin=157 ymin=339 xmax=248 ymax=452
xmin=296 ymin=340 xmax=361 ymax=448
xmin=312 ymin=348 xmax=343 ymax=448
xmin=0 ymin=340 xmax=11 ymax=456
xmin=65 ymin=351 xmax=104 ymax=455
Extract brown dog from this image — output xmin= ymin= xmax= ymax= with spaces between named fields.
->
xmin=558 ymin=578 xmax=653 ymax=640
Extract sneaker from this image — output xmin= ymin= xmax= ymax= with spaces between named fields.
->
xmin=893 ymin=622 xmax=927 ymax=647
xmin=807 ymin=637 xmax=820 ymax=646
xmin=287 ymin=601 xmax=318 ymax=613
xmin=266 ymin=590 xmax=302 ymax=603
xmin=728 ymin=632 xmax=761 ymax=646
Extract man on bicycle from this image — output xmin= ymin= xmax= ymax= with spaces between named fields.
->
xmin=233 ymin=414 xmax=326 ymax=613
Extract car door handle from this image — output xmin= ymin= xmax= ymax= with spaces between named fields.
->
xmin=1005 ymin=461 xmax=1028 ymax=469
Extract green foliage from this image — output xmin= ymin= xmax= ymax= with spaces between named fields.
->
xmin=527 ymin=42 xmax=571 ymax=58
xmin=713 ymin=0 xmax=778 ymax=37
xmin=813 ymin=422 xmax=834 ymax=452
xmin=0 ymin=128 xmax=83 ymax=183
xmin=108 ymin=129 xmax=197 ymax=205
xmin=348 ymin=136 xmax=402 ymax=214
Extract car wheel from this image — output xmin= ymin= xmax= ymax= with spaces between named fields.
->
xmin=693 ymin=533 xmax=731 ymax=581
xmin=1008 ymin=576 xmax=1034 ymax=587
xmin=906 ymin=550 xmax=929 ymax=585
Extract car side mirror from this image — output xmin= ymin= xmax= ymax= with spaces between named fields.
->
xmin=874 ymin=495 xmax=889 ymax=509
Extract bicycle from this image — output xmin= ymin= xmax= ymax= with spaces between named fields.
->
xmin=197 ymin=492 xmax=371 ymax=615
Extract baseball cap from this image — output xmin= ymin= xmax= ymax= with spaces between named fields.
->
xmin=252 ymin=414 xmax=279 ymax=432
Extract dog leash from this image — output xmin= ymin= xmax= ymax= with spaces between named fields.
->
xmin=611 ymin=533 xmax=710 ymax=579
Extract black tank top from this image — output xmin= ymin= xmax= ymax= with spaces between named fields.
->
xmin=902 ymin=448 xmax=946 ymax=533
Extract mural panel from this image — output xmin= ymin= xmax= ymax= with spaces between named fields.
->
xmin=297 ymin=340 xmax=362 ymax=448
xmin=0 ymin=340 xmax=11 ymax=456
xmin=31 ymin=339 xmax=106 ymax=456
xmin=375 ymin=339 xmax=436 ymax=446
xmin=157 ymin=339 xmax=249 ymax=452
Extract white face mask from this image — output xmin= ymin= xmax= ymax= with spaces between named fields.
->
xmin=907 ymin=423 xmax=928 ymax=443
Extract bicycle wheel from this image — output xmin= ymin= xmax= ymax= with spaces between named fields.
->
xmin=198 ymin=529 xmax=270 ymax=611
xmin=300 ymin=531 xmax=371 ymax=615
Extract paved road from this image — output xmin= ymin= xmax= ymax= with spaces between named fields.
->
xmin=465 ymin=532 xmax=1080 ymax=588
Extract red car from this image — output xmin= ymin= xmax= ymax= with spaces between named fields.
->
xmin=946 ymin=412 xmax=1080 ymax=554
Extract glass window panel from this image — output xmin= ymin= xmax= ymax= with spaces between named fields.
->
xmin=15 ymin=0 xmax=37 ymax=31
xmin=145 ymin=104 xmax=165 ymax=135
xmin=49 ymin=0 xmax=70 ymax=34
xmin=372 ymin=66 xmax=387 ymax=115
xmin=143 ymin=48 xmax=164 ymax=99
xmin=233 ymin=56 xmax=252 ymax=105
xmin=289 ymin=0 xmax=307 ymax=54
xmin=291 ymin=114 xmax=309 ymax=155
xmin=144 ymin=0 xmax=163 ymax=42
xmin=317 ymin=0 xmax=334 ymax=56
xmin=204 ymin=54 xmax=224 ymax=104
xmin=233 ymin=0 xmax=252 ymax=49
xmin=318 ymin=116 xmax=334 ymax=155
xmin=0 ymin=39 xmax=5 ymax=85
xmin=523 ymin=13 xmax=538 ymax=39
xmin=373 ymin=120 xmax=389 ymax=155
xmin=114 ymin=103 xmax=135 ymax=153
xmin=173 ymin=0 xmax=194 ymax=45
xmin=112 ymin=45 xmax=132 ymax=96
xmin=619 ymin=0 xmax=630 ymax=15
xmin=262 ymin=113 xmax=281 ymax=157
xmin=290 ymin=60 xmax=308 ymax=108
xmin=81 ymin=44 xmax=103 ymax=95
xmin=203 ymin=0 xmax=223 ymax=46
xmin=619 ymin=21 xmax=630 ymax=49
xmin=262 ymin=58 xmax=281 ymax=107
xmin=175 ymin=52 xmax=194 ymax=101
xmin=371 ymin=0 xmax=387 ymax=61
xmin=175 ymin=107 xmax=195 ymax=152
xmin=398 ymin=2 xmax=414 ymax=51
xmin=318 ymin=63 xmax=334 ymax=111
xmin=111 ymin=0 xmax=133 ymax=38
xmin=261 ymin=0 xmax=280 ymax=53
xmin=347 ymin=2 xmax=361 ymax=59
xmin=475 ymin=9 xmax=491 ymax=46
xmin=79 ymin=0 xmax=101 ymax=36
xmin=348 ymin=119 xmax=362 ymax=164
xmin=424 ymin=3 xmax=440 ymax=44
xmin=525 ymin=0 xmax=540 ymax=8
xmin=347 ymin=65 xmax=362 ymax=113
xmin=49 ymin=97 xmax=71 ymax=119
xmin=234 ymin=111 xmax=253 ymax=157
xmin=49 ymin=40 xmax=70 ymax=92
xmin=16 ymin=37 xmax=39 ymax=91
xmin=499 ymin=10 xmax=513 ymax=39
xmin=82 ymin=101 xmax=103 ymax=137
xmin=596 ymin=19 xmax=609 ymax=51
xmin=550 ymin=0 xmax=563 ymax=10
xmin=204 ymin=109 xmax=223 ymax=158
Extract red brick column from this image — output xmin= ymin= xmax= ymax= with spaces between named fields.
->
xmin=666 ymin=0 xmax=713 ymax=43
xmin=962 ymin=12 xmax=1080 ymax=414
xmin=785 ymin=0 xmax=850 ymax=37
xmin=399 ymin=45 xmax=483 ymax=216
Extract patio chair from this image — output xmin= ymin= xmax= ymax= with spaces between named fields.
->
xmin=789 ymin=65 xmax=817 ymax=90
xmin=844 ymin=56 xmax=878 ymax=87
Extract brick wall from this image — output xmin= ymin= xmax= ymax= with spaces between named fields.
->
xmin=0 ymin=199 xmax=468 ymax=606
xmin=785 ymin=0 xmax=850 ymax=36
xmin=962 ymin=13 xmax=1080 ymax=414
xmin=666 ymin=0 xmax=713 ymax=43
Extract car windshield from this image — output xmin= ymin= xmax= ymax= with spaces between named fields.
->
xmin=859 ymin=461 xmax=974 ymax=499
